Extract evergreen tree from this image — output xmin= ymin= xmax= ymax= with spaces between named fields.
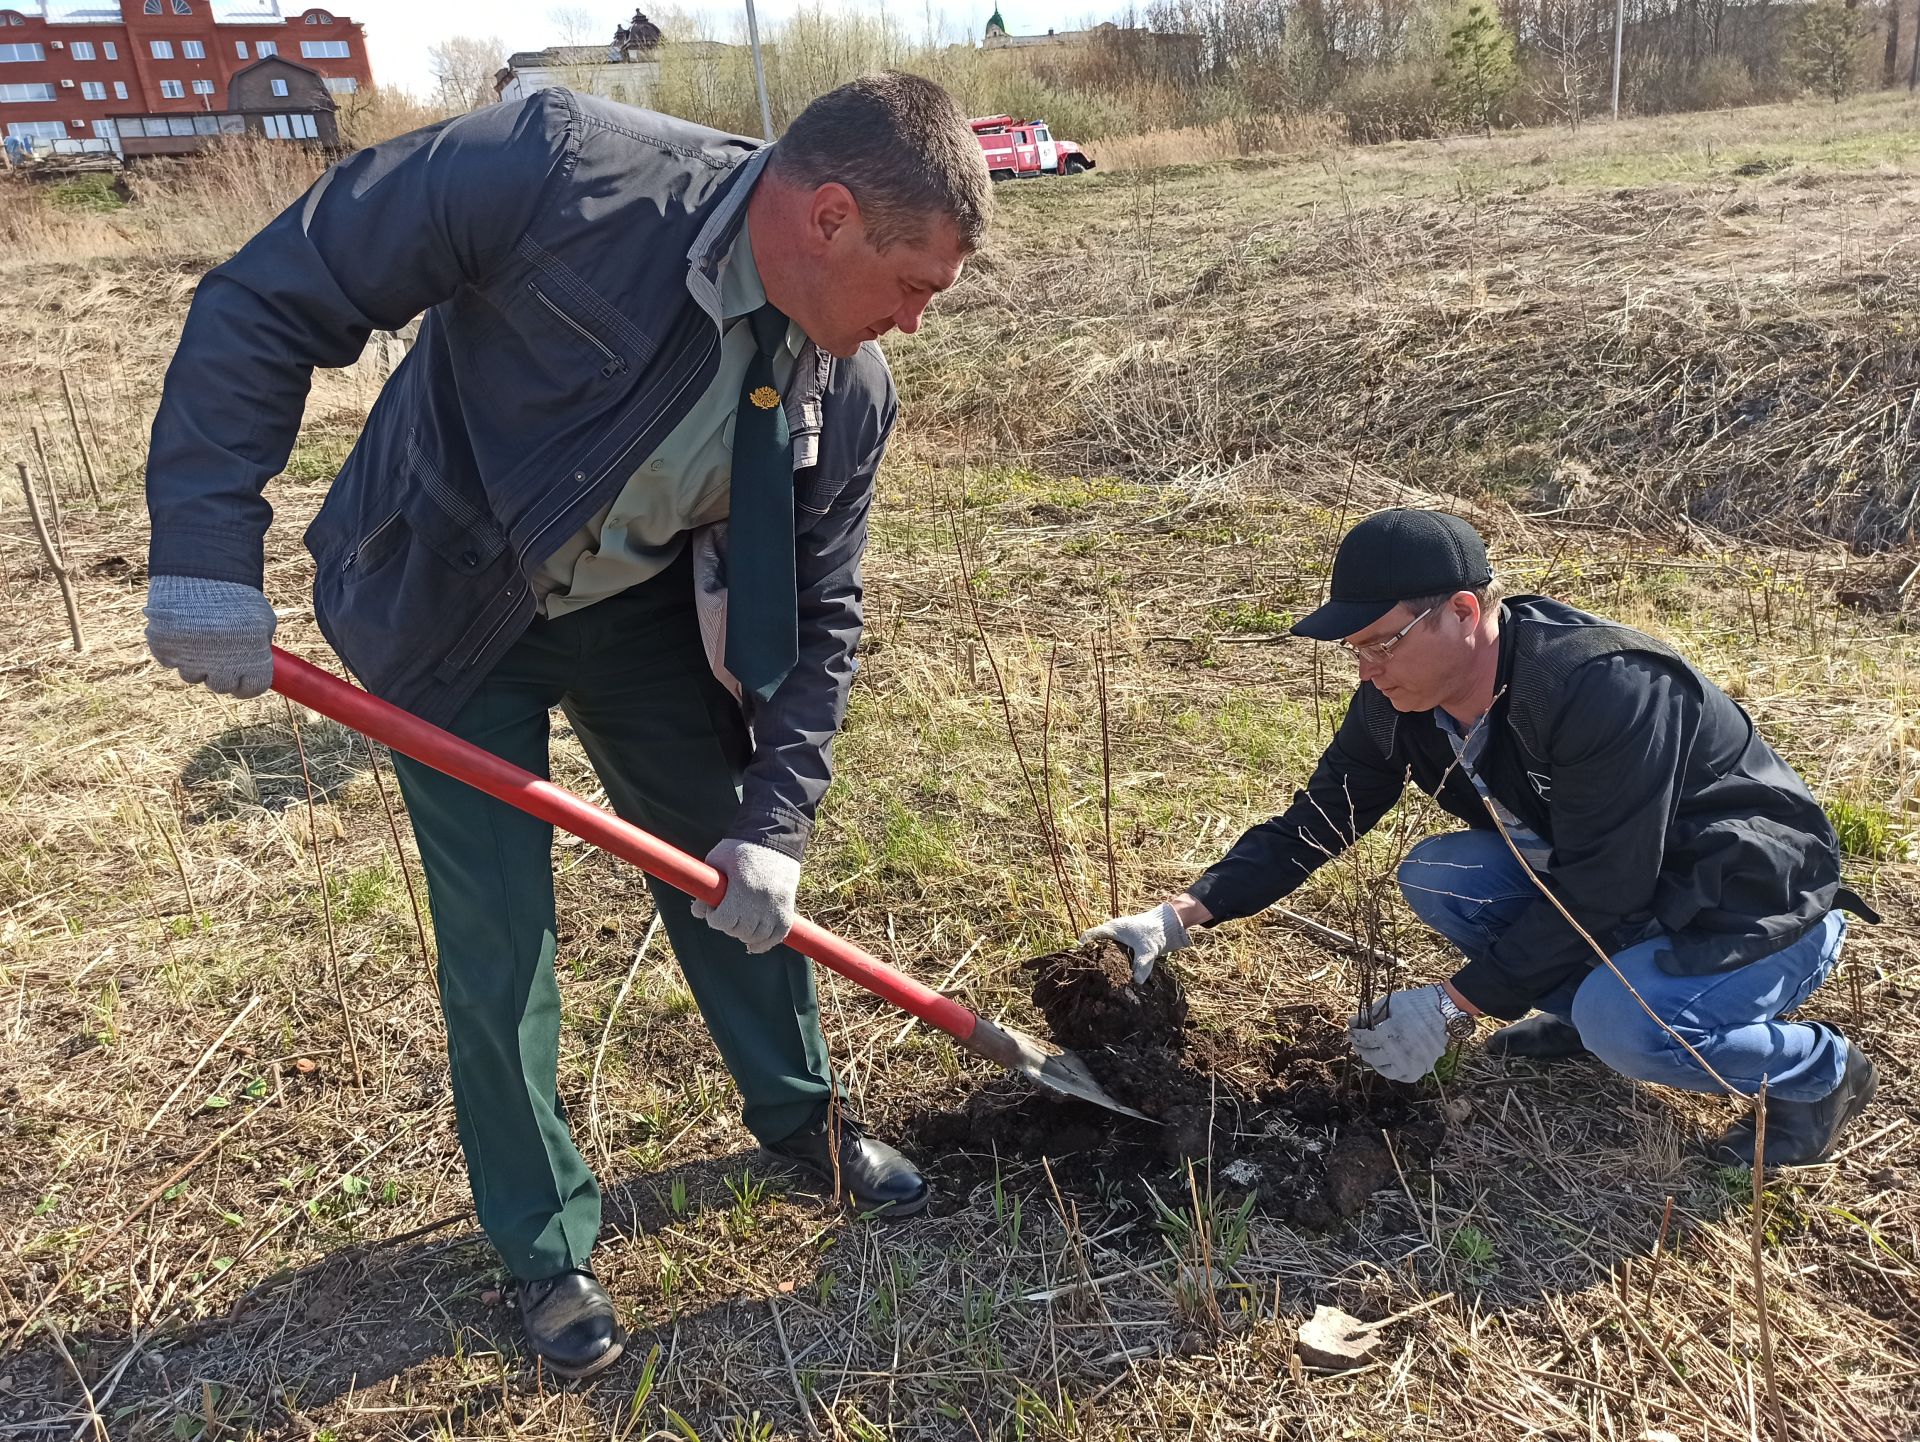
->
xmin=1437 ymin=1 xmax=1518 ymax=135
xmin=1791 ymin=0 xmax=1872 ymax=103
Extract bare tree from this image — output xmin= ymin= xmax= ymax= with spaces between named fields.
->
xmin=428 ymin=34 xmax=508 ymax=112
xmin=549 ymin=7 xmax=601 ymax=45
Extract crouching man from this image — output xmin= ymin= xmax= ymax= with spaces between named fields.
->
xmin=1085 ymin=509 xmax=1878 ymax=1167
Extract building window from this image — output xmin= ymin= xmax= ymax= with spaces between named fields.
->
xmin=261 ymin=112 xmax=318 ymax=140
xmin=174 ymin=0 xmax=192 ymax=12
xmin=144 ymin=0 xmax=161 ymax=11
xmin=81 ymin=80 xmax=106 ymax=99
xmin=72 ymin=41 xmax=96 ymax=61
xmin=305 ymin=10 xmax=335 ymax=22
xmin=270 ymin=77 xmax=288 ymax=96
xmin=0 ymin=41 xmax=43 ymax=62
xmin=183 ymin=40 xmax=205 ymax=59
xmin=114 ymin=81 xmax=127 ymax=99
xmin=255 ymin=40 xmax=276 ymax=56
xmin=0 ymin=82 xmax=55 ymax=102
xmin=151 ymin=40 xmax=174 ymax=59
xmin=324 ymin=75 xmax=358 ymax=94
xmin=159 ymin=78 xmax=184 ymax=98
xmin=192 ymin=78 xmax=213 ymax=95
xmin=235 ymin=41 xmax=248 ymax=58
xmin=8 ymin=119 xmax=66 ymax=140
xmin=103 ymin=41 xmax=117 ymax=60
xmin=301 ymin=40 xmax=349 ymax=59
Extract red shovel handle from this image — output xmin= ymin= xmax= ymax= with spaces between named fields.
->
xmin=269 ymin=646 xmax=983 ymax=1045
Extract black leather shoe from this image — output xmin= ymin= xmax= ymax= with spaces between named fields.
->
xmin=1485 ymin=1013 xmax=1589 ymax=1060
xmin=517 ymin=1268 xmax=624 ymax=1379
xmin=1706 ymin=1041 xmax=1878 ymax=1168
xmin=763 ymin=1114 xmax=930 ymax=1217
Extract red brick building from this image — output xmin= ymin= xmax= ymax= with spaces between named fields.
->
xmin=0 ymin=1 xmax=371 ymax=155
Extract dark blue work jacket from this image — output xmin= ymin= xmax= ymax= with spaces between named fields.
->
xmin=147 ymin=90 xmax=896 ymax=859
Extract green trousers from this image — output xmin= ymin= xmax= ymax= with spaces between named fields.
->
xmin=391 ymin=551 xmax=835 ymax=1280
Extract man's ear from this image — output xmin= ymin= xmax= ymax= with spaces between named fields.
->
xmin=1451 ymin=589 xmax=1482 ymax=628
xmin=808 ymin=182 xmax=860 ymax=245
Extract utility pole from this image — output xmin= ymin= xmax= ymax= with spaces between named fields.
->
xmin=1611 ymin=0 xmax=1626 ymax=118
xmin=744 ymin=0 xmax=774 ymax=141
xmin=1911 ymin=0 xmax=1919 ymax=91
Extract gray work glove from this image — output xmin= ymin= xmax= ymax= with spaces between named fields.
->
xmin=1348 ymin=984 xmax=1453 ymax=1083
xmin=144 ymin=575 xmax=277 ymax=699
xmin=1080 ymin=903 xmax=1190 ymax=985
xmin=692 ymin=838 xmax=801 ymax=954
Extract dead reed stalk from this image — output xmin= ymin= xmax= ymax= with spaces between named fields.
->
xmin=368 ymin=747 xmax=434 ymax=989
xmin=17 ymin=459 xmax=84 ymax=652
xmin=1750 ymin=1085 xmax=1787 ymax=1441
xmin=59 ymin=371 xmax=101 ymax=504
xmin=29 ymin=425 xmax=65 ymax=543
xmin=951 ymin=515 xmax=1086 ymax=935
xmin=285 ymin=697 xmax=364 ymax=1088
xmin=1096 ymin=642 xmax=1119 ymax=918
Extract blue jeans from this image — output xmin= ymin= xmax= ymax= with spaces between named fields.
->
xmin=1398 ymin=830 xmax=1850 ymax=1102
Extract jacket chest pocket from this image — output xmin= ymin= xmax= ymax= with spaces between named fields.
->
xmin=527 ymin=281 xmax=629 ymax=379
xmin=514 ymin=237 xmax=657 ymax=384
xmin=403 ymin=435 xmax=508 ymax=577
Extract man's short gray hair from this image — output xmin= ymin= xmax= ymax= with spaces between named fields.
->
xmin=770 ymin=71 xmax=992 ymax=253
xmin=1401 ymin=577 xmax=1507 ymax=624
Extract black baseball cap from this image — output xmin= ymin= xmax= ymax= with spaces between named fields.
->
xmin=1292 ymin=509 xmax=1493 ymax=641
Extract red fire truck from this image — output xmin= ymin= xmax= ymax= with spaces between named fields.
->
xmin=970 ymin=116 xmax=1095 ymax=181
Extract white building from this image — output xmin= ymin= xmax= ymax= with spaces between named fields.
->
xmin=493 ymin=11 xmax=664 ymax=106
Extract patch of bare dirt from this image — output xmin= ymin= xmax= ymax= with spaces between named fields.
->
xmin=905 ymin=942 xmax=1444 ymax=1229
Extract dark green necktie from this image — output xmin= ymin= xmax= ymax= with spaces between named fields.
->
xmin=725 ymin=303 xmax=797 ymax=702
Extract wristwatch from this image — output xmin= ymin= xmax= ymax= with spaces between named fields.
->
xmin=1434 ymin=986 xmax=1477 ymax=1041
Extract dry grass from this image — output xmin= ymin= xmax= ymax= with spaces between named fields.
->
xmin=1 ymin=94 xmax=1917 ymax=1440
xmin=1090 ymin=114 xmax=1347 ymax=172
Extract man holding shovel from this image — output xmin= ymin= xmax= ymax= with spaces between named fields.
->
xmin=1087 ymin=509 xmax=1879 ymax=1169
xmin=142 ymin=75 xmax=989 ymax=1377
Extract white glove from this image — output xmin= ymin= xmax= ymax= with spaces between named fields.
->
xmin=1348 ymin=984 xmax=1453 ymax=1083
xmin=691 ymin=839 xmax=800 ymax=954
xmin=1079 ymin=903 xmax=1191 ymax=984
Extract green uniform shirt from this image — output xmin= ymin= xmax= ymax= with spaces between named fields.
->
xmin=535 ymin=221 xmax=802 ymax=618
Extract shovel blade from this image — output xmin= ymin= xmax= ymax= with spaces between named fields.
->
xmin=964 ymin=1016 xmax=1154 ymax=1122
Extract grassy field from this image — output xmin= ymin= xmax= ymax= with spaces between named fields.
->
xmin=2 ymin=92 xmax=1918 ymax=1440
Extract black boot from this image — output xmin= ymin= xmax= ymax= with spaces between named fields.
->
xmin=517 ymin=1268 xmax=624 ymax=1379
xmin=1706 ymin=1043 xmax=1879 ymax=1168
xmin=1484 ymin=1013 xmax=1589 ymax=1060
xmin=763 ymin=1113 xmax=930 ymax=1217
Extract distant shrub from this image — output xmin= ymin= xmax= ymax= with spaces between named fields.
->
xmin=1333 ymin=65 xmax=1450 ymax=143
xmin=1683 ymin=55 xmax=1763 ymax=110
xmin=47 ymin=174 xmax=126 ymax=213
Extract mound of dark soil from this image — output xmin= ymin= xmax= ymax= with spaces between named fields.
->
xmin=903 ymin=942 xmax=1444 ymax=1229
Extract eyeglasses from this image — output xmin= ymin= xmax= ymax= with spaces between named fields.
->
xmin=1340 ymin=606 xmax=1435 ymax=666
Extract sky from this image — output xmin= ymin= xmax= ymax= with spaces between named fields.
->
xmin=343 ymin=1 xmax=1119 ymax=97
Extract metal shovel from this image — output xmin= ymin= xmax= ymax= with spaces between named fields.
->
xmin=270 ymin=646 xmax=1149 ymax=1122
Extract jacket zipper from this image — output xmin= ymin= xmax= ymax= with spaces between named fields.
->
xmin=519 ymin=326 xmax=720 ymax=567
xmin=528 ymin=282 xmax=628 ymax=378
xmin=341 ymin=508 xmax=403 ymax=573
xmin=442 ymin=578 xmax=526 ymax=676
